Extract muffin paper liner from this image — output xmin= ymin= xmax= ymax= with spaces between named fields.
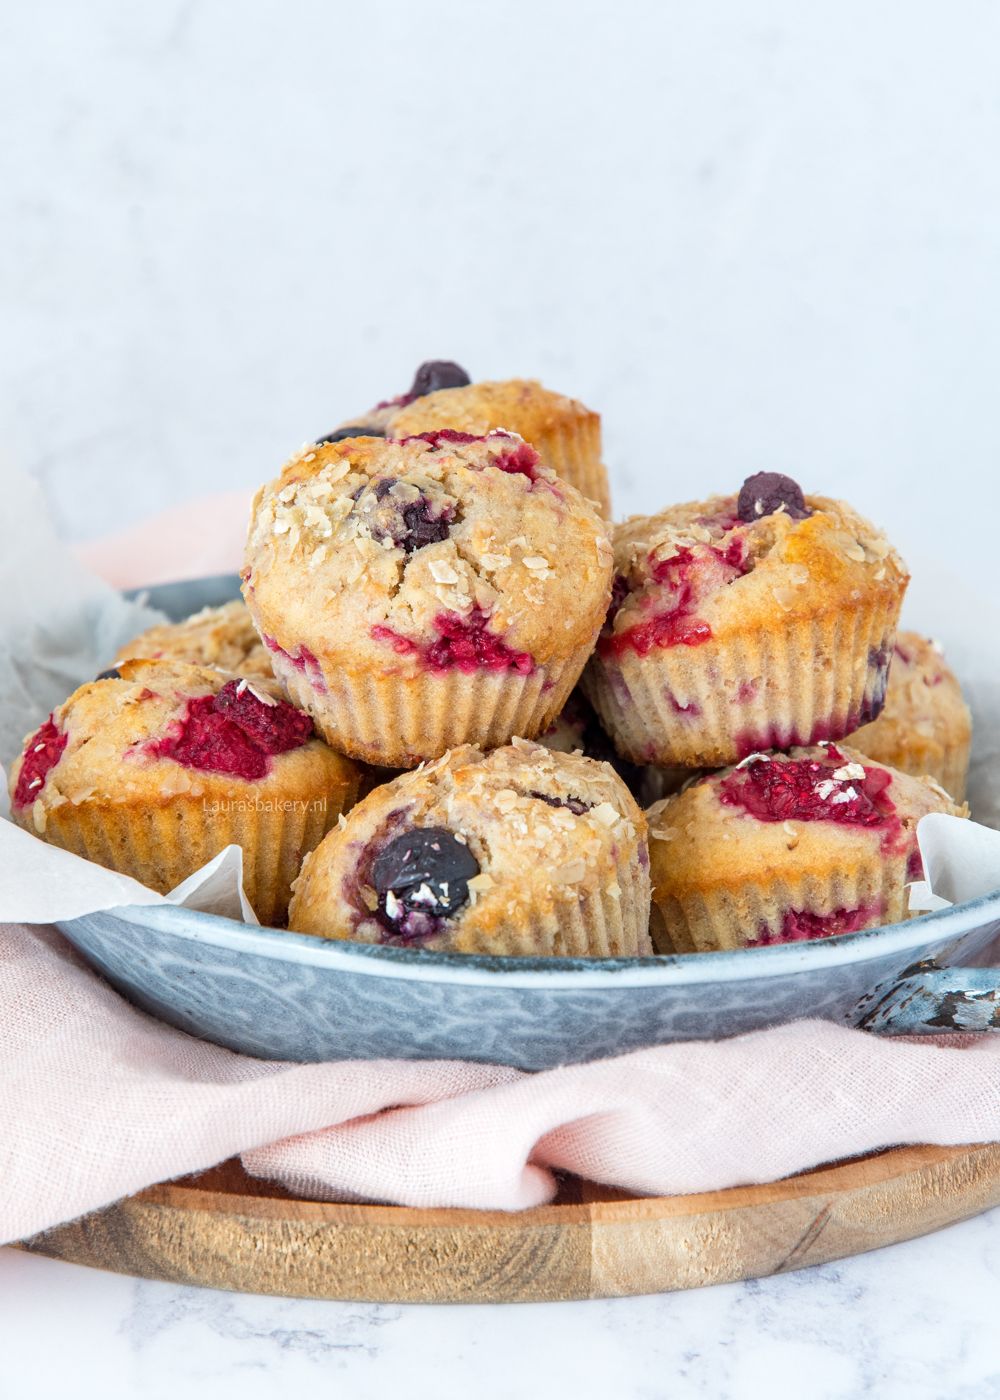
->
xmin=536 ymin=415 xmax=610 ymax=518
xmin=584 ymin=592 xmax=905 ymax=770
xmin=270 ymin=650 xmax=591 ymax=769
xmin=649 ymin=851 xmax=911 ymax=955
xmin=39 ymin=781 xmax=356 ymax=928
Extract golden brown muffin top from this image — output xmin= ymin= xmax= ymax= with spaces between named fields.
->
xmin=243 ymin=431 xmax=613 ymax=676
xmin=602 ymin=479 xmax=907 ymax=657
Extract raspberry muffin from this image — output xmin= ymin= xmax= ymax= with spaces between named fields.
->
xmin=386 ymin=376 xmax=610 ymax=516
xmin=243 ymin=430 xmax=613 ymax=767
xmin=583 ymin=473 xmax=908 ymax=769
xmin=316 ymin=359 xmax=473 ymax=443
xmin=8 ymin=659 xmax=360 ymax=925
xmin=646 ymin=743 xmax=965 ymax=953
xmin=289 ymin=741 xmax=652 ymax=957
xmin=849 ymin=631 xmax=972 ymax=801
xmin=115 ymin=600 xmax=273 ymax=678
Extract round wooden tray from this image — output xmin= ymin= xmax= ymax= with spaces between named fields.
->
xmin=20 ymin=1142 xmax=1000 ymax=1302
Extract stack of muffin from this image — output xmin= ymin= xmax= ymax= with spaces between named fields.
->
xmin=8 ymin=361 xmax=972 ymax=957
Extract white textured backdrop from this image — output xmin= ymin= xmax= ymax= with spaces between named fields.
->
xmin=2 ymin=1 xmax=999 ymax=580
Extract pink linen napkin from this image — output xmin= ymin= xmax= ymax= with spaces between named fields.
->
xmin=2 ymin=492 xmax=997 ymax=1244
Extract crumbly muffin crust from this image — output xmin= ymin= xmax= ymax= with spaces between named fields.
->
xmin=849 ymin=631 xmax=972 ymax=800
xmin=289 ymin=740 xmax=653 ymax=957
xmin=243 ymin=431 xmax=613 ymax=765
xmin=646 ymin=743 xmax=964 ymax=952
xmin=115 ymin=600 xmax=273 ymax=678
xmin=583 ymin=482 xmax=908 ymax=768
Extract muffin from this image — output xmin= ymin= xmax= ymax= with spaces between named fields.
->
xmin=316 ymin=359 xmax=473 ymax=442
xmin=537 ymin=688 xmax=688 ymax=808
xmin=582 ymin=472 xmax=909 ymax=769
xmin=115 ymin=600 xmax=273 ymax=678
xmin=646 ymin=743 xmax=965 ymax=953
xmin=387 ymin=376 xmax=611 ymax=517
xmin=848 ymin=631 xmax=972 ymax=801
xmin=243 ymin=430 xmax=613 ymax=768
xmin=289 ymin=741 xmax=652 ymax=957
xmin=7 ymin=659 xmax=360 ymax=925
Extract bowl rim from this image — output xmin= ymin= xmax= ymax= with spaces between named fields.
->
xmin=93 ymin=886 xmax=1000 ymax=990
xmin=96 ymin=573 xmax=998 ymax=991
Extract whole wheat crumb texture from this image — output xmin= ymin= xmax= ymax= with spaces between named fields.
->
xmin=289 ymin=740 xmax=652 ymax=957
xmin=243 ymin=431 xmax=613 ymax=767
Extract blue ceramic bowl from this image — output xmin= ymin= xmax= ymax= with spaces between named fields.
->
xmin=55 ymin=576 xmax=1000 ymax=1070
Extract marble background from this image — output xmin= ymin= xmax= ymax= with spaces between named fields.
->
xmin=3 ymin=2 xmax=1000 ymax=1394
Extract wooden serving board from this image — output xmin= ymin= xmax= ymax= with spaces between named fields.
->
xmin=21 ymin=1143 xmax=1000 ymax=1303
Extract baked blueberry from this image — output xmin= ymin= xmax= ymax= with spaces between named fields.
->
xmin=95 ymin=668 xmax=122 ymax=681
xmin=371 ymin=825 xmax=480 ymax=934
xmin=356 ymin=477 xmax=454 ymax=554
xmin=737 ymin=472 xmax=811 ymax=522
xmin=316 ymin=425 xmax=387 ymax=445
xmin=408 ymin=360 xmax=471 ymax=399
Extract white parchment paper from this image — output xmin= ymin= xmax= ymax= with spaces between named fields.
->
xmin=0 ymin=468 xmax=998 ymax=927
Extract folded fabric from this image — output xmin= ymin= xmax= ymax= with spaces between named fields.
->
xmin=5 ymin=916 xmax=1000 ymax=1245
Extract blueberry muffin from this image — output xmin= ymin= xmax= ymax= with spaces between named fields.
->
xmin=646 ymin=743 xmax=965 ymax=953
xmin=8 ymin=659 xmax=360 ymax=925
xmin=583 ymin=473 xmax=908 ymax=769
xmin=848 ymin=631 xmax=972 ymax=801
xmin=288 ymin=741 xmax=653 ymax=957
xmin=243 ymin=430 xmax=613 ymax=767
xmin=115 ymin=600 xmax=273 ymax=678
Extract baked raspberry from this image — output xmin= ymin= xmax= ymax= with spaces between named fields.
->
xmin=148 ymin=679 xmax=313 ymax=781
xmin=598 ymin=543 xmax=746 ymax=658
xmin=719 ymin=748 xmax=895 ymax=828
xmin=372 ymin=608 xmax=535 ymax=675
xmin=12 ymin=717 xmax=67 ymax=810
xmin=750 ymin=904 xmax=882 ymax=946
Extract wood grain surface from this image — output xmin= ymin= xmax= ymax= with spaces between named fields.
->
xmin=20 ymin=1143 xmax=1000 ymax=1303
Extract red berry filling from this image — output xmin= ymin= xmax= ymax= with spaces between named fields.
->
xmin=262 ymin=635 xmax=328 ymax=695
xmin=372 ymin=608 xmax=535 ymax=675
xmin=750 ymin=903 xmax=882 ymax=946
xmin=147 ymin=680 xmax=313 ymax=781
xmin=491 ymin=441 xmax=542 ymax=482
xmin=599 ymin=541 xmax=748 ymax=658
xmin=719 ymin=747 xmax=895 ymax=827
xmin=13 ymin=717 xmax=67 ymax=810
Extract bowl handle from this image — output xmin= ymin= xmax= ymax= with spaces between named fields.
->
xmin=855 ymin=959 xmax=1000 ymax=1033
